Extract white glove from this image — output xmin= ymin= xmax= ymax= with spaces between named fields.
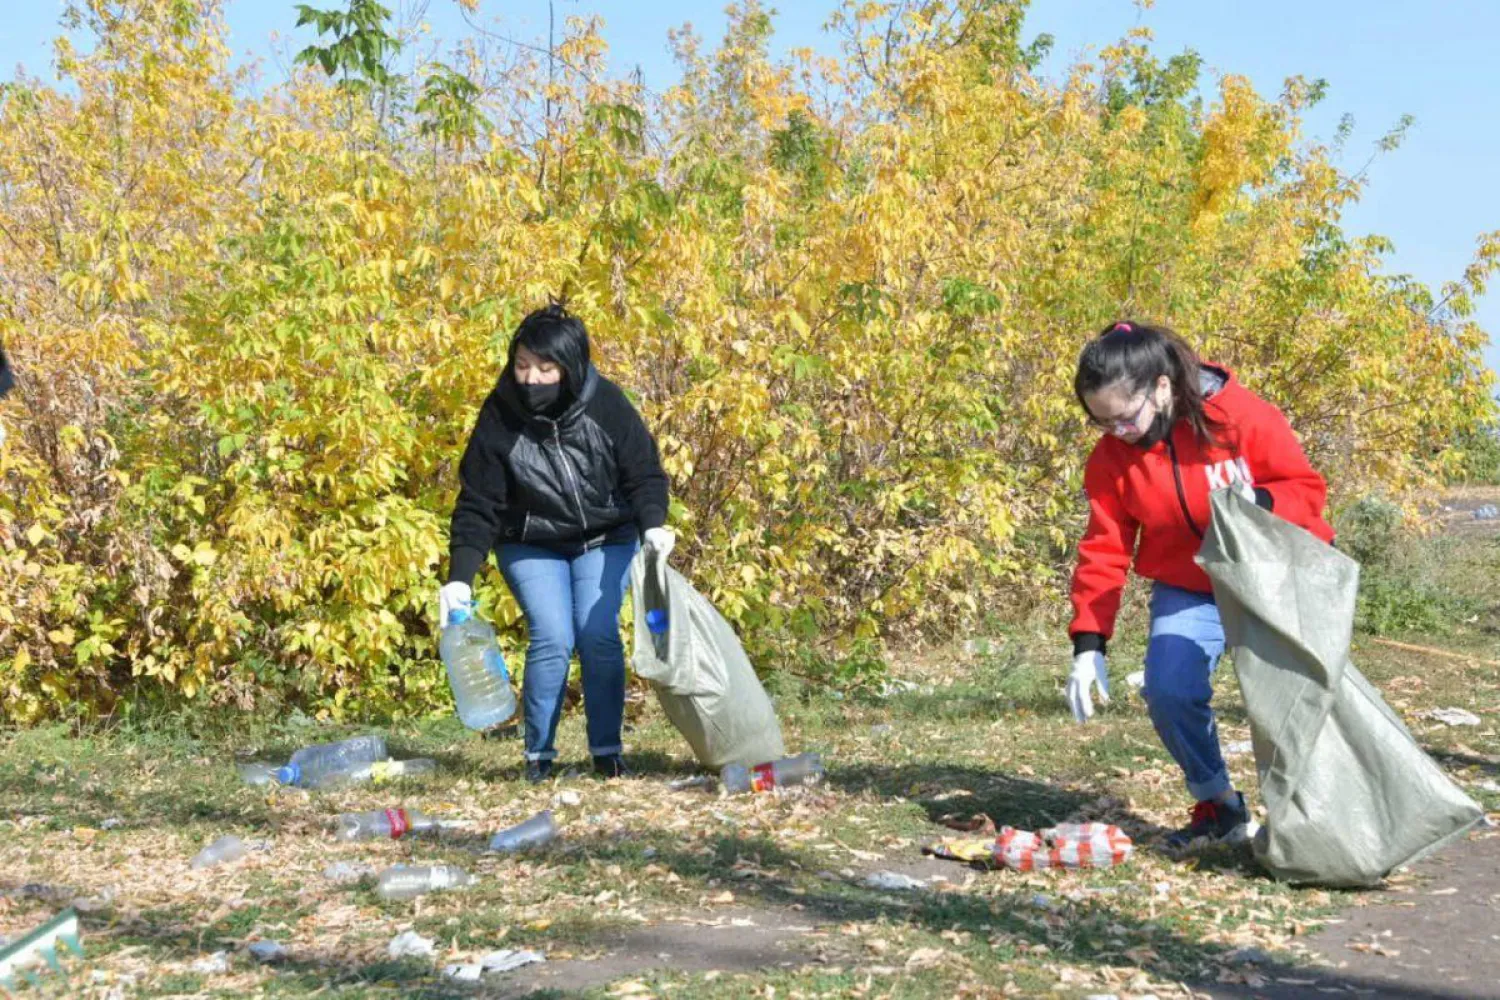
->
xmin=1066 ymin=651 xmax=1110 ymax=723
xmin=438 ymin=582 xmax=472 ymax=625
xmin=643 ymin=527 xmax=675 ymax=563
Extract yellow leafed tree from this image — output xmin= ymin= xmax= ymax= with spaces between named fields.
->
xmin=0 ymin=0 xmax=1493 ymax=720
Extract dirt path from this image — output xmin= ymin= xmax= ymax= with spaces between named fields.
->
xmin=473 ymin=831 xmax=1500 ymax=1000
xmin=1202 ymin=828 xmax=1500 ymax=1000
xmin=484 ymin=907 xmax=815 ymax=998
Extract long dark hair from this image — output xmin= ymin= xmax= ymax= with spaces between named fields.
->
xmin=506 ymin=301 xmax=591 ymax=393
xmin=1074 ymin=321 xmax=1218 ymax=444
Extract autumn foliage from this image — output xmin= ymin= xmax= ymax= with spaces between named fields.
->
xmin=1 ymin=0 xmax=1494 ymax=721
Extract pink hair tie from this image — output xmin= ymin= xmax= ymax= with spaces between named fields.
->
xmin=1110 ymin=322 xmax=1133 ymax=333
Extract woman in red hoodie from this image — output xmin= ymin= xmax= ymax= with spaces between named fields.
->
xmin=1068 ymin=321 xmax=1334 ymax=849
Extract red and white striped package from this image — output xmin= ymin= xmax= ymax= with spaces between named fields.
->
xmin=995 ymin=822 xmax=1133 ymax=871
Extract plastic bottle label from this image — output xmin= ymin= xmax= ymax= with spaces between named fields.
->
xmin=749 ymin=762 xmax=777 ymax=793
xmin=386 ymin=808 xmax=410 ymax=840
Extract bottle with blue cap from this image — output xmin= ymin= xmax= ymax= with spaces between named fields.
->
xmin=269 ymin=735 xmax=388 ymax=788
xmin=439 ymin=603 xmax=517 ymax=731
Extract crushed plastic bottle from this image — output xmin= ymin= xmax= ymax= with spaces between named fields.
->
xmin=487 ymin=810 xmax=559 ymax=853
xmin=274 ymin=735 xmax=388 ymax=788
xmin=323 ymin=860 xmax=377 ymax=884
xmin=439 ymin=607 xmax=517 ymax=731
xmin=720 ymin=752 xmax=825 ymax=795
xmin=374 ymin=864 xmax=474 ymax=901
xmin=1475 ymin=505 xmax=1499 ymax=521
xmin=190 ymin=834 xmax=247 ymax=870
xmin=335 ymin=808 xmax=441 ymax=842
xmin=302 ymin=757 xmax=437 ymax=791
xmin=237 ymin=762 xmax=279 ymax=787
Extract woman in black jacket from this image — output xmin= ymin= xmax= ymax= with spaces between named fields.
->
xmin=438 ymin=304 xmax=672 ymax=782
xmin=0 ymin=341 xmax=13 ymax=449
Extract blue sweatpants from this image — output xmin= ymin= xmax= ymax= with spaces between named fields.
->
xmin=1142 ymin=582 xmax=1231 ymax=802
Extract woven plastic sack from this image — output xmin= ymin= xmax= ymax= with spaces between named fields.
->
xmin=1197 ymin=489 xmax=1484 ymax=887
xmin=630 ymin=549 xmax=785 ymax=769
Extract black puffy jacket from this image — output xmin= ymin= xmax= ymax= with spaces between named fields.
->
xmin=447 ymin=365 xmax=669 ymax=584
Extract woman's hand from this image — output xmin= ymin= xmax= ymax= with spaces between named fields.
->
xmin=438 ymin=582 xmax=472 ymax=626
xmin=1066 ymin=650 xmax=1111 ymax=723
xmin=643 ymin=527 xmax=675 ymax=563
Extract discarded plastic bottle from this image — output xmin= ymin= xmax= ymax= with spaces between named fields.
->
xmin=375 ymin=864 xmax=474 ymax=901
xmin=336 ymin=808 xmax=440 ymax=842
xmin=487 ymin=810 xmax=559 ymax=852
xmin=645 ymin=609 xmax=669 ymax=635
xmin=274 ymin=735 xmax=388 ymax=788
xmin=190 ymin=834 xmax=247 ymax=870
xmin=1476 ymin=505 xmax=1499 ymax=521
xmin=302 ymin=757 xmax=437 ymax=791
xmin=238 ymin=762 xmax=279 ymax=787
xmin=720 ymin=752 xmax=825 ymax=795
xmin=439 ymin=607 xmax=517 ymax=732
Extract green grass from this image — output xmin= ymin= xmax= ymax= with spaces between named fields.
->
xmin=2 ymin=531 xmax=1499 ymax=998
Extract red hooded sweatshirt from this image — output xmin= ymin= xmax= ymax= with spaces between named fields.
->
xmin=1069 ymin=366 xmax=1334 ymax=644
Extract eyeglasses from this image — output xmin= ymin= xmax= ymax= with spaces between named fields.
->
xmin=1086 ymin=392 xmax=1154 ymax=435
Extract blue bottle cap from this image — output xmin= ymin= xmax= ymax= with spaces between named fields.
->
xmin=447 ymin=605 xmax=472 ymax=626
xmin=274 ymin=763 xmax=300 ymax=786
xmin=645 ymin=609 xmax=668 ymax=635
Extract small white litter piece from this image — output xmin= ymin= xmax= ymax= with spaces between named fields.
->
xmin=1125 ymin=670 xmax=1145 ymax=692
xmin=1421 ymin=707 xmax=1482 ymax=727
xmin=386 ymin=930 xmax=436 ymax=959
xmin=442 ymin=963 xmax=482 ymax=981
xmin=190 ymin=951 xmax=230 ymax=974
xmin=862 ymin=871 xmax=925 ymax=892
xmin=1224 ymin=740 xmax=1253 ymax=756
xmin=479 ymin=948 xmax=547 ymax=973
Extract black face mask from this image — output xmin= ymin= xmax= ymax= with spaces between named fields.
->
xmin=517 ymin=381 xmax=563 ymax=414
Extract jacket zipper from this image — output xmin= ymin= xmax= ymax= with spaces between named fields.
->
xmin=521 ymin=511 xmax=531 ymax=541
xmin=554 ymin=423 xmax=589 ymax=531
xmin=1165 ymin=435 xmax=1205 ymax=539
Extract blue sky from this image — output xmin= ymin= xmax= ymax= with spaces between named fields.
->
xmin=5 ymin=0 xmax=1497 ymax=371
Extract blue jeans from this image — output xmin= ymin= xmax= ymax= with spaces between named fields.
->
xmin=498 ymin=541 xmax=638 ymax=762
xmin=1143 ymin=583 xmax=1231 ymax=802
